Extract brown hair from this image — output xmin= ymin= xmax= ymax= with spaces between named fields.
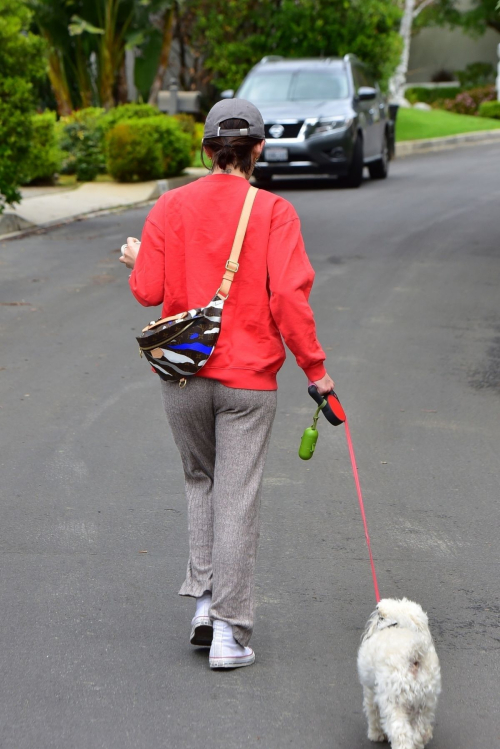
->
xmin=202 ymin=118 xmax=261 ymax=175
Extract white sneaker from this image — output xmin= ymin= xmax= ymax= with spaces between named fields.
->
xmin=209 ymin=620 xmax=255 ymax=669
xmin=190 ymin=591 xmax=213 ymax=647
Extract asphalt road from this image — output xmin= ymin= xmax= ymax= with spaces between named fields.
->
xmin=1 ymin=145 xmax=499 ymax=749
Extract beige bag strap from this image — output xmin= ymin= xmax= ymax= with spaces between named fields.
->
xmin=217 ymin=185 xmax=258 ymax=300
xmin=142 ymin=185 xmax=258 ymax=332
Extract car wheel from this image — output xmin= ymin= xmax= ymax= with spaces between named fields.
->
xmin=342 ymin=134 xmax=363 ymax=188
xmin=368 ymin=131 xmax=389 ymax=180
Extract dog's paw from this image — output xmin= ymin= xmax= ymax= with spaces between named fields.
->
xmin=367 ymin=729 xmax=388 ymax=742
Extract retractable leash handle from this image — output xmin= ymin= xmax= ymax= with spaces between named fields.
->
xmin=307 ymin=384 xmax=346 ymax=426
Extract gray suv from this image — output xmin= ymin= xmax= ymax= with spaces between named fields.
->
xmin=222 ymin=55 xmax=394 ymax=188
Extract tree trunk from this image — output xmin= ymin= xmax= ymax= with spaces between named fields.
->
xmin=98 ymin=0 xmax=117 ymax=109
xmin=389 ymin=0 xmax=416 ymax=102
xmin=148 ymin=8 xmax=175 ymax=105
xmin=115 ymin=56 xmax=129 ymax=104
xmin=75 ymin=38 xmax=93 ymax=109
xmin=47 ymin=50 xmax=73 ymax=116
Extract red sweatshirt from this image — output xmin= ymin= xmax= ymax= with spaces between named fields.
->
xmin=129 ymin=173 xmax=326 ymax=390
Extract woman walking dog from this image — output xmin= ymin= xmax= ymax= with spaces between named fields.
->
xmin=120 ymin=99 xmax=334 ymax=669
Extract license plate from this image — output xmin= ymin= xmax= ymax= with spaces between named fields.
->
xmin=265 ymin=147 xmax=288 ymax=162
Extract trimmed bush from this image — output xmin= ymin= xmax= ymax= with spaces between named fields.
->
xmin=57 ymin=108 xmax=106 ymax=180
xmin=405 ymin=86 xmax=460 ymax=106
xmin=444 ymin=85 xmax=496 ymax=116
xmin=99 ymin=103 xmax=160 ymax=134
xmin=106 ymin=116 xmax=192 ymax=182
xmin=174 ymin=113 xmax=197 ymax=156
xmin=479 ymin=101 xmax=500 ymax=120
xmin=23 ymin=111 xmax=62 ymax=184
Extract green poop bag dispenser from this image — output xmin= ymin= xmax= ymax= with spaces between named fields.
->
xmin=298 ymin=402 xmax=325 ymax=460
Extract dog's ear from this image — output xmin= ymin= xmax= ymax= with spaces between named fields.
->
xmin=361 ymin=609 xmax=379 ymax=643
xmin=400 ymin=598 xmax=429 ymax=633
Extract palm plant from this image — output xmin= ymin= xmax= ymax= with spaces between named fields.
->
xmin=28 ymin=0 xmax=174 ymax=112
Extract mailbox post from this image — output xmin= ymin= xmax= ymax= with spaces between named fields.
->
xmin=158 ymin=81 xmax=201 ymax=116
xmin=168 ymin=79 xmax=178 ymax=115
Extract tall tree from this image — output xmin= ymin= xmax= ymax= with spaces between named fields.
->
xmin=389 ymin=0 xmax=439 ymax=101
xmin=187 ymin=0 xmax=403 ymax=92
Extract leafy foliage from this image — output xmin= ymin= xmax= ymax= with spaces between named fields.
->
xmin=479 ymin=101 xmax=500 ymax=119
xmin=187 ymin=0 xmax=403 ymax=91
xmin=23 ymin=112 xmax=63 ymax=185
xmin=28 ymin=0 xmax=174 ymax=111
xmin=416 ymin=0 xmax=500 ymax=36
xmin=443 ymin=85 xmax=496 ymax=115
xmin=106 ymin=116 xmax=191 ymax=181
xmin=0 ymin=0 xmax=46 ymax=211
xmin=173 ymin=113 xmax=198 ymax=156
xmin=455 ymin=62 xmax=495 ymax=89
xmin=99 ymin=103 xmax=161 ymax=133
xmin=56 ymin=104 xmax=165 ymax=181
xmin=57 ymin=108 xmax=107 ymax=180
xmin=405 ymin=85 xmax=461 ymax=105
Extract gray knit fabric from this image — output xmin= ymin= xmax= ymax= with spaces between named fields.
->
xmin=160 ymin=377 xmax=277 ymax=646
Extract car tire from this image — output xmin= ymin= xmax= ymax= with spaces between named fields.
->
xmin=368 ymin=131 xmax=389 ymax=180
xmin=342 ymin=134 xmax=363 ymax=188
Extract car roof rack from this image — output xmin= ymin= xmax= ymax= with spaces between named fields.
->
xmin=260 ymin=55 xmax=284 ymax=63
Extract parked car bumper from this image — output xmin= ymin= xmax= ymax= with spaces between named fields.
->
xmin=258 ymin=127 xmax=355 ymax=176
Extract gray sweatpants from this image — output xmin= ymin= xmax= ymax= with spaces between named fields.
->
xmin=160 ymin=377 xmax=277 ymax=646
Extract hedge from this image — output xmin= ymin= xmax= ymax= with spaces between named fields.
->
xmin=55 ymin=105 xmax=197 ymax=182
xmin=478 ymin=101 xmax=500 ymax=120
xmin=405 ymin=86 xmax=460 ymax=105
xmin=57 ymin=104 xmax=170 ymax=181
xmin=106 ymin=116 xmax=192 ymax=182
xmin=23 ymin=111 xmax=62 ymax=184
xmin=98 ymin=103 xmax=160 ymax=135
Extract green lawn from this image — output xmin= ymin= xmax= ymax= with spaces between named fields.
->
xmin=396 ymin=107 xmax=500 ymax=142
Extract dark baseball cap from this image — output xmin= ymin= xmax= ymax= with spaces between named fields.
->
xmin=203 ymin=99 xmax=265 ymax=141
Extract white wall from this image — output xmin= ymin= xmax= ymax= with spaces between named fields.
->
xmin=407 ymin=26 xmax=499 ymax=83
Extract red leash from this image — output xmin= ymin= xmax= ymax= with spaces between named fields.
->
xmin=306 ymin=385 xmax=381 ymax=603
xmin=344 ymin=418 xmax=381 ymax=603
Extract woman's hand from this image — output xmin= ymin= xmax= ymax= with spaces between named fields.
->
xmin=314 ymin=372 xmax=335 ymax=395
xmin=119 ymin=237 xmax=141 ymax=269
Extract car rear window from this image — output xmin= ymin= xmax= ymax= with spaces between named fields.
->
xmin=239 ymin=69 xmax=349 ymax=102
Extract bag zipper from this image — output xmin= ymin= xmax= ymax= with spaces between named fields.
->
xmin=139 ymin=320 xmax=195 ymax=356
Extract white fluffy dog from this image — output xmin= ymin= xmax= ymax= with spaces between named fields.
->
xmin=357 ymin=598 xmax=441 ymax=749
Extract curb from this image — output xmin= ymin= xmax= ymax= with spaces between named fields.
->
xmin=396 ymin=128 xmax=500 ymax=157
xmin=0 ymin=173 xmax=202 ymax=241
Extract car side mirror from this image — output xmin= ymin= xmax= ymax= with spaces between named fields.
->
xmin=358 ymin=86 xmax=377 ymax=101
xmin=220 ymin=89 xmax=234 ymax=99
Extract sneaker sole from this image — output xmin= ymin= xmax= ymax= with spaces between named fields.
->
xmin=190 ymin=624 xmax=213 ymax=647
xmin=209 ymin=652 xmax=255 ymax=669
